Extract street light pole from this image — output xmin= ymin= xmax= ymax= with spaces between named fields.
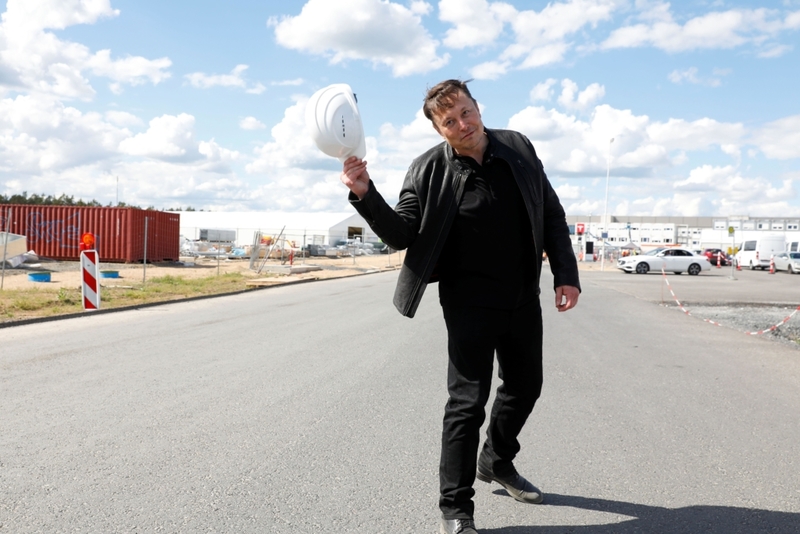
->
xmin=601 ymin=137 xmax=614 ymax=272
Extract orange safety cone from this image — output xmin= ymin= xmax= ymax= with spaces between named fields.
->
xmin=769 ymin=255 xmax=775 ymax=274
xmin=736 ymin=259 xmax=742 ymax=271
xmin=716 ymin=254 xmax=721 ymax=268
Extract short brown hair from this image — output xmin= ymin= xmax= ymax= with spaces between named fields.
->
xmin=423 ymin=79 xmax=477 ymax=123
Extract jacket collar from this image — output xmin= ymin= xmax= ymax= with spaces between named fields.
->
xmin=444 ymin=129 xmax=496 ymax=168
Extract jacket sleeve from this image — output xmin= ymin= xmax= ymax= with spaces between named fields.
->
xmin=348 ymin=169 xmax=422 ymax=251
xmin=539 ymin=160 xmax=581 ymax=292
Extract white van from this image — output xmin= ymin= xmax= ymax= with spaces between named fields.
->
xmin=735 ymin=235 xmax=786 ymax=270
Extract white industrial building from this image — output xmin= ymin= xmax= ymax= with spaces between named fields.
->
xmin=178 ymin=211 xmax=800 ymax=255
xmin=179 ymin=211 xmax=380 ymax=248
xmin=565 ymin=215 xmax=800 ymax=256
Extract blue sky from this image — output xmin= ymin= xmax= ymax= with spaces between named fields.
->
xmin=1 ymin=0 xmax=799 ymax=217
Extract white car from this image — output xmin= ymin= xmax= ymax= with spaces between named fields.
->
xmin=616 ymin=247 xmax=712 ymax=275
xmin=773 ymin=252 xmax=800 ymax=274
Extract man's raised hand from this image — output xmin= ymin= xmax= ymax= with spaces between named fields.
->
xmin=340 ymin=156 xmax=371 ymax=200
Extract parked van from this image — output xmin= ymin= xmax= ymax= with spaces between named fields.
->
xmin=735 ymin=235 xmax=786 ymax=270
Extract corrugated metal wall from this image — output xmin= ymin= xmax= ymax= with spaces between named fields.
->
xmin=0 ymin=206 xmax=180 ymax=262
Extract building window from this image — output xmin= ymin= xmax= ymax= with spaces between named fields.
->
xmin=665 ymin=238 xmax=672 ymax=243
xmin=788 ymin=224 xmax=799 ymax=231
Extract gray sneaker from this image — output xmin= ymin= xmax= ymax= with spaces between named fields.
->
xmin=476 ymin=464 xmax=544 ymax=504
xmin=440 ymin=517 xmax=478 ymax=534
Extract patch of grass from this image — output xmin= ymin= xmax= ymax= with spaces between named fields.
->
xmin=0 ymin=271 xmax=267 ymax=323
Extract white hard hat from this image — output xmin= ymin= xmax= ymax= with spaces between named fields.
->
xmin=305 ymin=83 xmax=366 ymax=162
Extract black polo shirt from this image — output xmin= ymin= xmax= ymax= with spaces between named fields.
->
xmin=437 ymin=143 xmax=537 ymax=309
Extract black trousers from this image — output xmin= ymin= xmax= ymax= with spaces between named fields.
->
xmin=439 ymin=298 xmax=544 ymax=519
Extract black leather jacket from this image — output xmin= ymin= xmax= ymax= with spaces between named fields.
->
xmin=350 ymin=128 xmax=580 ymax=318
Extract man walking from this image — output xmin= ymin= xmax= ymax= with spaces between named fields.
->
xmin=340 ymin=79 xmax=580 ymax=534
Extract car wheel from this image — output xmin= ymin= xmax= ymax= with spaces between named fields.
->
xmin=688 ymin=263 xmax=701 ymax=275
xmin=635 ymin=262 xmax=649 ymax=274
xmin=790 ymin=265 xmax=795 ymax=274
xmin=749 ymin=262 xmax=755 ymax=270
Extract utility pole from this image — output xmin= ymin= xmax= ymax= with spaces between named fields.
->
xmin=601 ymin=137 xmax=614 ymax=271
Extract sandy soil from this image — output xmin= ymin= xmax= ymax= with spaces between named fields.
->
xmin=0 ymin=253 xmax=405 ymax=292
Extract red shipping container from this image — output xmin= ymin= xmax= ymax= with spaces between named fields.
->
xmin=0 ymin=206 xmax=180 ymax=263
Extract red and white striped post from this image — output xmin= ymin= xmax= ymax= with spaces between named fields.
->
xmin=81 ymin=250 xmax=100 ymax=310
xmin=79 ymin=232 xmax=100 ymax=310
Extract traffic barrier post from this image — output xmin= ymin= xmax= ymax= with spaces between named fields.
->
xmin=80 ymin=249 xmax=101 ymax=310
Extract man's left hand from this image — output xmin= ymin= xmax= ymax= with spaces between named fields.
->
xmin=555 ymin=285 xmax=580 ymax=312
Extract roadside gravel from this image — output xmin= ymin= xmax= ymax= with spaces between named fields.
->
xmin=667 ymin=303 xmax=800 ymax=348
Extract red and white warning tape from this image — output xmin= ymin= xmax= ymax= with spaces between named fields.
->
xmin=745 ymin=310 xmax=800 ymax=335
xmin=660 ymin=267 xmax=800 ymax=335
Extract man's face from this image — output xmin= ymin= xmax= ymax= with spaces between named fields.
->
xmin=431 ymin=91 xmax=485 ymax=157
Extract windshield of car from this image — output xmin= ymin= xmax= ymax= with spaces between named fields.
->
xmin=790 ymin=253 xmax=800 ymax=259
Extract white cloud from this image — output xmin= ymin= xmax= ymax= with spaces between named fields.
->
xmin=105 ymin=159 xmax=251 ymax=211
xmin=506 ymin=100 xmax=746 ymax=179
xmin=246 ymin=97 xmax=321 ymax=173
xmin=647 ymin=117 xmax=745 ymax=152
xmin=271 ymin=78 xmax=305 ymax=86
xmin=105 ymin=110 xmax=143 ymax=127
xmin=118 ymin=114 xmax=201 ymax=161
xmin=557 ymin=79 xmax=605 ymax=110
xmin=555 ymin=183 xmax=581 ymax=200
xmin=198 ymin=139 xmax=241 ymax=174
xmin=0 ymin=94 xmax=129 ymax=172
xmin=88 ymin=50 xmax=171 ymax=88
xmin=240 ymin=117 xmax=266 ymax=130
xmin=0 ymin=0 xmax=171 ymax=100
xmin=669 ymin=165 xmax=797 ymax=216
xmin=465 ymin=0 xmax=619 ymax=78
xmin=503 ymin=0 xmax=616 ymax=65
xmin=376 ymin=109 xmax=442 ymax=170
xmin=271 ymin=0 xmax=449 ymax=76
xmin=530 ymin=78 xmax=558 ymax=102
xmin=439 ymin=0 xmax=515 ymax=49
xmin=184 ymin=64 xmax=265 ymax=94
xmin=1 ymin=0 xmax=119 ymax=35
xmin=753 ymin=114 xmax=800 ymax=159
xmin=668 ymin=66 xmax=730 ymax=86
xmin=602 ymin=6 xmax=797 ymax=55
xmin=669 ymin=67 xmax=700 ymax=84
xmin=469 ymin=60 xmax=510 ymax=80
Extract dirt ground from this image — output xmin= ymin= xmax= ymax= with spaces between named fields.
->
xmin=0 ymin=252 xmax=407 ymax=291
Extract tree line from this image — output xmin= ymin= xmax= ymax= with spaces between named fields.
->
xmin=0 ymin=192 xmax=201 ymax=211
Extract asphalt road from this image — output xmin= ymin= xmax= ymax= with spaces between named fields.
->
xmin=2 ymin=269 xmax=799 ymax=533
